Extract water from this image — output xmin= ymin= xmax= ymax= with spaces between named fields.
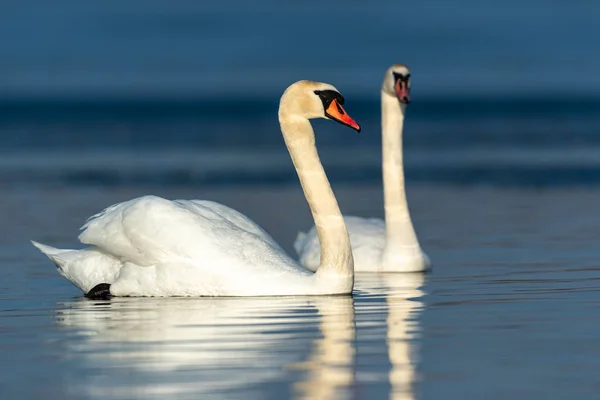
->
xmin=2 ymin=1 xmax=600 ymax=399
xmin=3 ymin=185 xmax=600 ymax=399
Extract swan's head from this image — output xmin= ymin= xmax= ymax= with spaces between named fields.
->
xmin=279 ymin=80 xmax=361 ymax=132
xmin=382 ymin=64 xmax=411 ymax=105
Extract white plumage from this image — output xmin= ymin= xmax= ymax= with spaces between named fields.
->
xmin=37 ymin=196 xmax=312 ymax=296
xmin=295 ymin=216 xmax=387 ymax=271
xmin=295 ymin=65 xmax=429 ymax=273
xmin=33 ymin=80 xmax=361 ymax=297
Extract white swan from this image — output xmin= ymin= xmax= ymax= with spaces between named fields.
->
xmin=294 ymin=65 xmax=429 ymax=272
xmin=32 ymin=80 xmax=361 ymax=298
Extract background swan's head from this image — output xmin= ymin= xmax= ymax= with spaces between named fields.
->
xmin=279 ymin=80 xmax=361 ymax=132
xmin=382 ymin=64 xmax=411 ymax=105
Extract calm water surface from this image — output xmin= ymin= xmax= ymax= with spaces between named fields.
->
xmin=3 ymin=184 xmax=600 ymax=399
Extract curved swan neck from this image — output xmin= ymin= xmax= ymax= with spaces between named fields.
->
xmin=278 ymin=114 xmax=353 ymax=281
xmin=381 ymin=91 xmax=420 ymax=249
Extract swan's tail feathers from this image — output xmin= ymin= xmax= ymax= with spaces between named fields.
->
xmin=31 ymin=241 xmax=122 ymax=293
xmin=293 ymin=231 xmax=307 ymax=256
xmin=31 ymin=241 xmax=71 ymax=268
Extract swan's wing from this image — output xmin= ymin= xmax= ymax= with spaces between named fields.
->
xmin=344 ymin=217 xmax=386 ymax=270
xmin=294 ymin=226 xmax=321 ymax=272
xmin=293 ymin=231 xmax=308 ymax=256
xmin=79 ymin=196 xmax=301 ymax=276
xmin=184 ymin=200 xmax=282 ymax=250
xmin=78 ymin=197 xmax=152 ymax=265
xmin=296 ymin=216 xmax=386 ymax=272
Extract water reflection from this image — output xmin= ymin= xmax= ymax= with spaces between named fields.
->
xmin=52 ymin=274 xmax=424 ymax=400
xmin=55 ymin=295 xmax=356 ymax=400
xmin=292 ymin=297 xmax=356 ymax=400
xmin=354 ymin=273 xmax=425 ymax=400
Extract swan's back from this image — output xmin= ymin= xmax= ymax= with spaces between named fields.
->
xmin=296 ymin=216 xmax=386 ymax=272
xmin=79 ymin=196 xmax=310 ymax=296
xmin=183 ymin=199 xmax=282 ymax=251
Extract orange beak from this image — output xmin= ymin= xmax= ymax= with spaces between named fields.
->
xmin=325 ymin=99 xmax=361 ymax=132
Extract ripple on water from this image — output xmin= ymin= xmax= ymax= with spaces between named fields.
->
xmin=1 ymin=273 xmax=423 ymax=400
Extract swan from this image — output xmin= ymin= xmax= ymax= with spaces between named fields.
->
xmin=32 ymin=80 xmax=361 ymax=298
xmin=294 ymin=65 xmax=429 ymax=272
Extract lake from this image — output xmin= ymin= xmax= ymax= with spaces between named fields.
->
xmin=3 ymin=182 xmax=600 ymax=399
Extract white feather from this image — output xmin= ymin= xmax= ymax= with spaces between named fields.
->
xmin=32 ymin=80 xmax=357 ymax=297
xmin=295 ymin=65 xmax=429 ymax=273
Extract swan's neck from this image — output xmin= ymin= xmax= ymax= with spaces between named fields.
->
xmin=280 ymin=117 xmax=353 ymax=282
xmin=381 ymin=91 xmax=420 ymax=251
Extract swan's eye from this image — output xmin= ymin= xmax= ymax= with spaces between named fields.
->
xmin=393 ymin=72 xmax=410 ymax=83
xmin=314 ymin=90 xmax=340 ymax=108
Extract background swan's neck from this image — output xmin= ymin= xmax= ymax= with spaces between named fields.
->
xmin=381 ymin=91 xmax=420 ymax=252
xmin=280 ymin=116 xmax=353 ymax=282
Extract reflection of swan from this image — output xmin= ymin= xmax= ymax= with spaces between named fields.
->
xmin=292 ymin=297 xmax=356 ymax=400
xmin=56 ymin=296 xmax=356 ymax=399
xmin=354 ymin=273 xmax=425 ymax=400
xmin=32 ymin=80 xmax=361 ymax=298
xmin=295 ymin=65 xmax=429 ymax=272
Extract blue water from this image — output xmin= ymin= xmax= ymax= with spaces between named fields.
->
xmin=0 ymin=96 xmax=599 ymax=187
xmin=1 ymin=1 xmax=599 ymax=188
xmin=4 ymin=184 xmax=600 ymax=400
xmin=2 ymin=2 xmax=600 ymax=399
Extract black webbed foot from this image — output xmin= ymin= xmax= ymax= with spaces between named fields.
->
xmin=86 ymin=283 xmax=112 ymax=300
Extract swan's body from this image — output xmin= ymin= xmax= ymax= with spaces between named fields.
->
xmin=33 ymin=80 xmax=361 ymax=297
xmin=34 ymin=198 xmax=318 ymax=296
xmin=295 ymin=65 xmax=429 ymax=273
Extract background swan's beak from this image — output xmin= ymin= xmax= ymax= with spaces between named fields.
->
xmin=325 ymin=100 xmax=361 ymax=132
xmin=394 ymin=79 xmax=411 ymax=104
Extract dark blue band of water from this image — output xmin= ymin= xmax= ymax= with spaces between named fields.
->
xmin=1 ymin=96 xmax=600 ymax=188
xmin=0 ymin=96 xmax=599 ymax=149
